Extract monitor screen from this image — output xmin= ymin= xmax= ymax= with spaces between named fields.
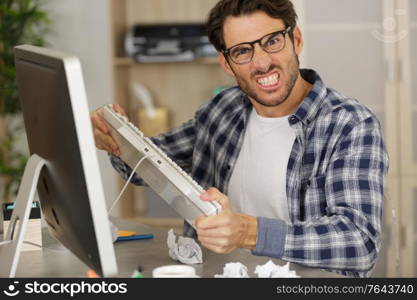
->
xmin=14 ymin=45 xmax=118 ymax=277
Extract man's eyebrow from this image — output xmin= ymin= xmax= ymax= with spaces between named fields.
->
xmin=225 ymin=27 xmax=288 ymax=50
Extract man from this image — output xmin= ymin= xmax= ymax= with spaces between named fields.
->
xmin=91 ymin=0 xmax=389 ymax=277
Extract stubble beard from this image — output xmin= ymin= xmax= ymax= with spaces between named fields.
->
xmin=236 ymin=53 xmax=300 ymax=108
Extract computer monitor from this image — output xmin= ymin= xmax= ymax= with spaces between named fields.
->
xmin=11 ymin=45 xmax=118 ymax=277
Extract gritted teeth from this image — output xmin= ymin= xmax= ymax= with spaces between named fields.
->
xmin=257 ymin=73 xmax=279 ymax=86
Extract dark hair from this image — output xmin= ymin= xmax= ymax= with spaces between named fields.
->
xmin=207 ymin=0 xmax=298 ymax=51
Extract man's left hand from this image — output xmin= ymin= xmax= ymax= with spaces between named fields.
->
xmin=195 ymin=188 xmax=257 ymax=254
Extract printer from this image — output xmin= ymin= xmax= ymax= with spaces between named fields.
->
xmin=125 ymin=24 xmax=217 ymax=63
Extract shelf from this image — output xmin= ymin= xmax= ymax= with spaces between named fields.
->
xmin=113 ymin=56 xmax=219 ymax=66
xmin=113 ymin=57 xmax=134 ymax=66
xmin=195 ymin=56 xmax=219 ymax=64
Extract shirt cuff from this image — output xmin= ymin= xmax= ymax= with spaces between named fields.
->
xmin=252 ymin=217 xmax=287 ymax=258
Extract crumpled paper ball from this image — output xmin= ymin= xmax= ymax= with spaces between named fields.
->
xmin=214 ymin=262 xmax=250 ymax=278
xmin=254 ymin=260 xmax=299 ymax=278
xmin=167 ymin=229 xmax=203 ymax=264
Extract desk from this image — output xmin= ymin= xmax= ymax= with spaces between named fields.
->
xmin=15 ymin=218 xmax=340 ymax=278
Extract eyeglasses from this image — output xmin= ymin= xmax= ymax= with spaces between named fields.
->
xmin=222 ymin=26 xmax=292 ymax=64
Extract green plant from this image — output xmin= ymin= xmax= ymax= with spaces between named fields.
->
xmin=0 ymin=0 xmax=48 ymax=202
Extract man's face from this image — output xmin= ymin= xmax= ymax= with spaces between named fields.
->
xmin=220 ymin=11 xmax=302 ymax=108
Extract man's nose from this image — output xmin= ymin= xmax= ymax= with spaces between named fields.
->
xmin=252 ymin=43 xmax=272 ymax=73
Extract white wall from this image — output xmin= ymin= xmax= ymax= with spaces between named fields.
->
xmin=44 ymin=0 xmax=118 ymax=211
xmin=291 ymin=0 xmax=308 ymax=67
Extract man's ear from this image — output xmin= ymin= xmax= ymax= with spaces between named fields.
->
xmin=218 ymin=52 xmax=235 ymax=77
xmin=293 ymin=25 xmax=304 ymax=56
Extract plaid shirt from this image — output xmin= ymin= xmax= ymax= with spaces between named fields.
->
xmin=110 ymin=69 xmax=389 ymax=277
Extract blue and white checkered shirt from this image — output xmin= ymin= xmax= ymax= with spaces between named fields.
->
xmin=110 ymin=69 xmax=389 ymax=277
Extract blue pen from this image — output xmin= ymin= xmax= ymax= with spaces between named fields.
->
xmin=116 ymin=234 xmax=154 ymax=242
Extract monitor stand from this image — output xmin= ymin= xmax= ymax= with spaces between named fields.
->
xmin=0 ymin=154 xmax=46 ymax=277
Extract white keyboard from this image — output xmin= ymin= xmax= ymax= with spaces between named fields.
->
xmin=100 ymin=105 xmax=221 ymax=228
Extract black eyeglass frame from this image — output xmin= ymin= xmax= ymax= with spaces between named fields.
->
xmin=221 ymin=26 xmax=292 ymax=64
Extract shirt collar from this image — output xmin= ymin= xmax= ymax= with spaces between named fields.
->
xmin=289 ymin=69 xmax=327 ymax=127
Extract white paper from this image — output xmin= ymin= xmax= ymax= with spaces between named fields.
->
xmin=214 ymin=262 xmax=250 ymax=278
xmin=254 ymin=260 xmax=299 ymax=278
xmin=167 ymin=229 xmax=203 ymax=264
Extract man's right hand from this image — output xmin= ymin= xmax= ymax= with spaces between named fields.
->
xmin=90 ymin=104 xmax=127 ymax=156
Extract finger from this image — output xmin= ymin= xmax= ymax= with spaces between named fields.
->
xmin=95 ymin=137 xmax=113 ymax=154
xmin=195 ymin=213 xmax=229 ymax=230
xmin=94 ymin=128 xmax=120 ymax=155
xmin=199 ymin=240 xmax=231 ymax=254
xmin=113 ymin=103 xmax=127 ymax=116
xmin=195 ymin=216 xmax=205 ymax=228
xmin=200 ymin=187 xmax=230 ymax=210
xmin=93 ymin=130 xmax=108 ymax=151
xmin=199 ymin=236 xmax=228 ymax=247
xmin=197 ymin=227 xmax=231 ymax=239
xmin=91 ymin=111 xmax=109 ymax=134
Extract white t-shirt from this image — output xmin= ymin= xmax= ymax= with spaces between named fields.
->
xmin=228 ymin=109 xmax=296 ymax=222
